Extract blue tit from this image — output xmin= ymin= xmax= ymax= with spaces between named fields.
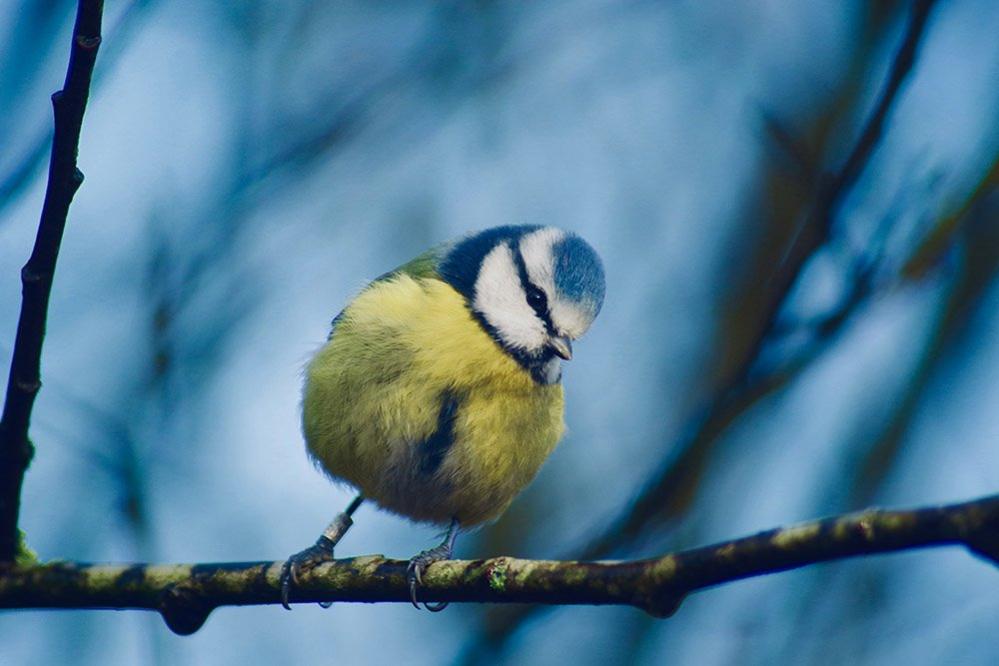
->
xmin=280 ymin=225 xmax=605 ymax=611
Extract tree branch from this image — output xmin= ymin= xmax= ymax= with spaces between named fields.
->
xmin=0 ymin=0 xmax=104 ymax=561
xmin=575 ymin=0 xmax=941 ymax=563
xmin=2 ymin=493 xmax=998 ymax=636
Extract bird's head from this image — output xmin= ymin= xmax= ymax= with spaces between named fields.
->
xmin=439 ymin=225 xmax=605 ymax=384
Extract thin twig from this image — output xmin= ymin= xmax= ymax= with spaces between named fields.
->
xmin=577 ymin=0 xmax=940 ymax=564
xmin=903 ymin=152 xmax=999 ymax=278
xmin=0 ymin=0 xmax=104 ymax=561
xmin=782 ymin=203 xmax=999 ymax=644
xmin=2 ymin=493 xmax=998 ymax=637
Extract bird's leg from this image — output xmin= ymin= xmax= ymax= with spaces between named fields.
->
xmin=407 ymin=517 xmax=460 ymax=612
xmin=280 ymin=495 xmax=363 ymax=610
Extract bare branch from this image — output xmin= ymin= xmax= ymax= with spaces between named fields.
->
xmin=825 ymin=0 xmax=938 ymax=205
xmin=903 ymin=153 xmax=999 ymax=278
xmin=2 ymin=493 xmax=999 ymax=637
xmin=0 ymin=0 xmax=104 ymax=561
xmin=576 ymin=0 xmax=941 ymax=563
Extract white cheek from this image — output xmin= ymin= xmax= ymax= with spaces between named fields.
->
xmin=473 ymin=244 xmax=547 ymax=352
xmin=550 ymin=300 xmax=593 ymax=339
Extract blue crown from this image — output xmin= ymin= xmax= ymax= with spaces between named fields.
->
xmin=439 ymin=225 xmax=605 ymax=320
xmin=552 ymin=233 xmax=605 ymax=317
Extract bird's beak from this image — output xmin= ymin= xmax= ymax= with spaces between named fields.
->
xmin=549 ymin=335 xmax=573 ymax=361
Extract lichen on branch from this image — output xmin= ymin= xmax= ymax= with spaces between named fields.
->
xmin=2 ymin=493 xmax=998 ymax=636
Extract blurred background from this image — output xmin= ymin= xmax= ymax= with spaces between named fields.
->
xmin=1 ymin=0 xmax=998 ymax=663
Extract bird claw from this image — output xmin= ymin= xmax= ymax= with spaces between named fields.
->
xmin=279 ymin=535 xmax=336 ymax=610
xmin=406 ymin=543 xmax=453 ymax=612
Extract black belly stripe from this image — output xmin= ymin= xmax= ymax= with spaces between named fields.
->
xmin=419 ymin=391 xmax=460 ymax=475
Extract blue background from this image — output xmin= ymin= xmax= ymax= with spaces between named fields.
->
xmin=1 ymin=1 xmax=998 ymax=664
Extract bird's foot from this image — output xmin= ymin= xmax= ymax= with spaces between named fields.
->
xmin=407 ymin=518 xmax=460 ymax=612
xmin=407 ymin=542 xmax=454 ymax=612
xmin=280 ymin=535 xmax=336 ymax=610
xmin=279 ymin=497 xmax=362 ymax=610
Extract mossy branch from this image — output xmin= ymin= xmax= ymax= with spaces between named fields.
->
xmin=2 ymin=493 xmax=998 ymax=636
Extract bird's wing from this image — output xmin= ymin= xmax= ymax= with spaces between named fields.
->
xmin=328 ymin=244 xmax=448 ymax=337
xmin=372 ymin=243 xmax=447 ymax=282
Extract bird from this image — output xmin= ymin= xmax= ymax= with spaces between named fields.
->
xmin=280 ymin=224 xmax=605 ymax=611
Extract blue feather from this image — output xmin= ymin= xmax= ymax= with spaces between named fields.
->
xmin=438 ymin=225 xmax=542 ymax=300
xmin=553 ymin=233 xmax=605 ymax=316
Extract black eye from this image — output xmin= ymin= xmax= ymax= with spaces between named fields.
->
xmin=526 ymin=285 xmax=548 ymax=314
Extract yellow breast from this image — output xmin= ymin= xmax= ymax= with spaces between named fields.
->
xmin=302 ymin=274 xmax=565 ymax=526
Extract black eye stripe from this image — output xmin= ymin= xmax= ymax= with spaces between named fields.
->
xmin=510 ymin=242 xmax=532 ymax=290
xmin=512 ymin=243 xmax=555 ymax=331
xmin=526 ymin=284 xmax=548 ymax=315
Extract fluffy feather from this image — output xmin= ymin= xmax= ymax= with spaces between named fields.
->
xmin=472 ymin=243 xmax=548 ymax=352
xmin=303 ymin=273 xmax=565 ymax=526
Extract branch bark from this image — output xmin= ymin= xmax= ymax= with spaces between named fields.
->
xmin=2 ymin=493 xmax=998 ymax=636
xmin=0 ymin=0 xmax=104 ymax=561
